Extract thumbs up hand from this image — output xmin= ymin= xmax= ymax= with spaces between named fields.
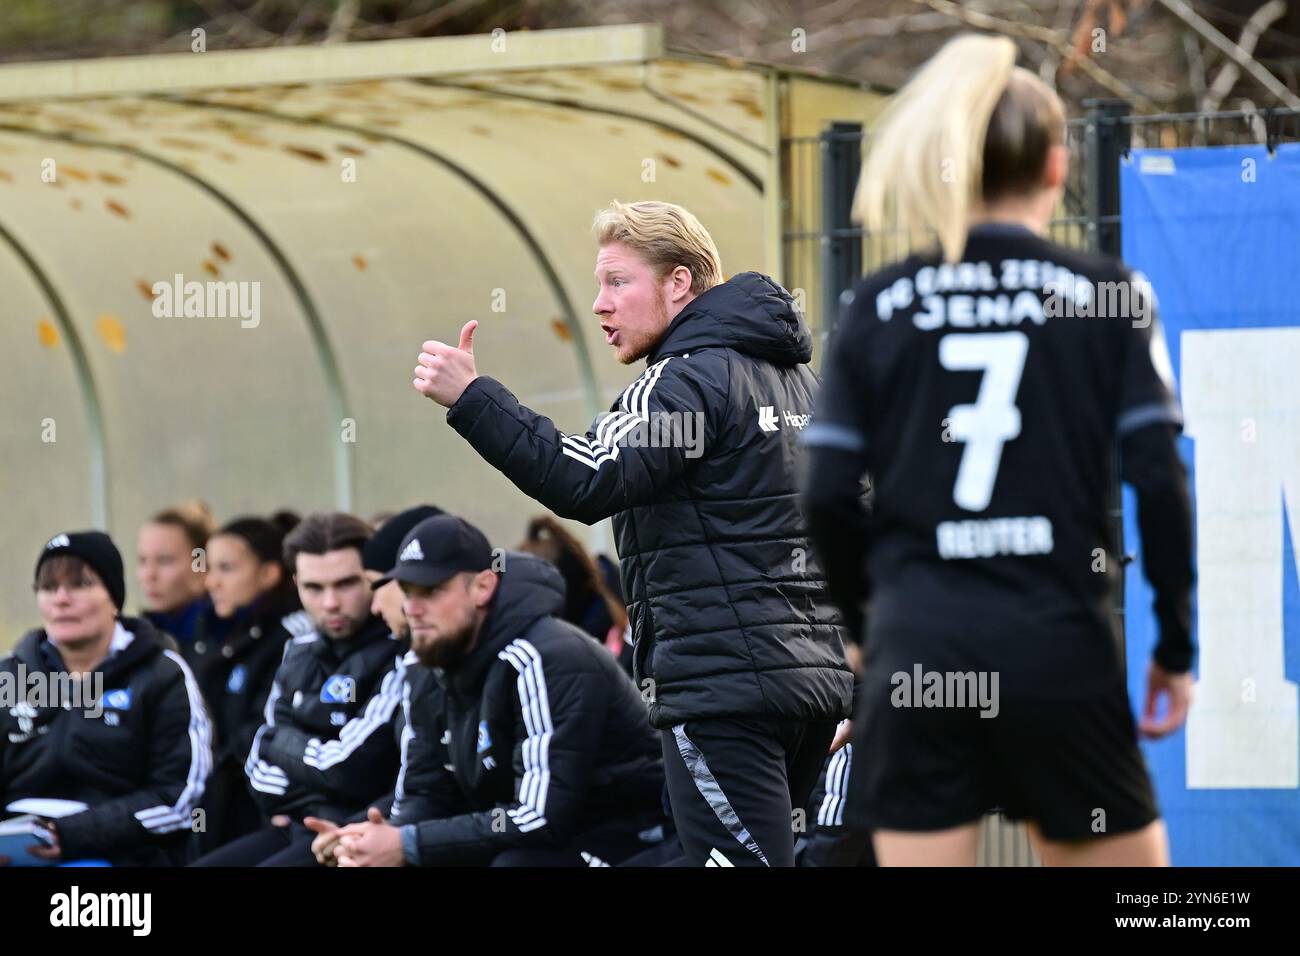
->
xmin=414 ymin=320 xmax=479 ymax=408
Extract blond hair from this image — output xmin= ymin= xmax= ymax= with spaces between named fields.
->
xmin=592 ymin=200 xmax=724 ymax=295
xmin=149 ymin=499 xmax=217 ymax=551
xmin=853 ymin=34 xmax=1066 ymax=263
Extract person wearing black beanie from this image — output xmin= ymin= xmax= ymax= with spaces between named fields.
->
xmin=3 ymin=530 xmax=212 ymax=865
xmin=34 ymin=530 xmax=126 ymax=614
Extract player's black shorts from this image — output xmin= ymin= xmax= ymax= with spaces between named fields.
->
xmin=845 ymin=668 xmax=1159 ymax=842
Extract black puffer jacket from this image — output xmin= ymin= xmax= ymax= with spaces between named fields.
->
xmin=243 ymin=616 xmax=405 ymax=822
xmin=395 ymin=553 xmax=663 ymax=866
xmin=447 ymin=272 xmax=853 ymax=728
xmin=0 ymin=617 xmax=212 ymax=866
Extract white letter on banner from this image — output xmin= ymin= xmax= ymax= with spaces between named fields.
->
xmin=1183 ymin=329 xmax=1299 ymax=788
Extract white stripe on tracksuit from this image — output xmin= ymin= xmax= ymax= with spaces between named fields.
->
xmin=560 ymin=358 xmax=673 ymax=470
xmin=497 ymin=640 xmax=554 ymax=833
xmin=243 ymin=641 xmax=296 ymax=795
xmin=133 ymin=650 xmax=214 ymax=834
xmin=281 ymin=611 xmax=316 ymax=638
xmin=303 ymin=657 xmax=405 ymax=770
xmin=817 ymin=743 xmax=852 ymax=828
xmin=391 ymin=650 xmax=421 ymax=817
xmin=391 ymin=681 xmax=415 ymax=817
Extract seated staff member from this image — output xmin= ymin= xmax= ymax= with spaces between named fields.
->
xmin=186 ymin=515 xmax=305 ymax=855
xmin=192 ymin=513 xmax=405 ymax=866
xmin=328 ymin=515 xmax=667 ymax=867
xmin=305 ymin=504 xmax=445 ymax=863
xmin=1 ymin=531 xmax=211 ymax=866
xmin=137 ymin=499 xmax=216 ymax=647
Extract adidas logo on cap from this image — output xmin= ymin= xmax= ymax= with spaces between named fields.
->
xmin=46 ymin=534 xmax=71 ymax=549
xmin=379 ymin=514 xmax=493 ymax=589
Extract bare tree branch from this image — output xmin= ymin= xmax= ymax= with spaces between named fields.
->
xmin=914 ymin=0 xmax=1160 ymax=112
xmin=1153 ymin=0 xmax=1299 ymax=108
xmin=748 ymin=11 xmax=958 ymax=61
xmin=1183 ymin=30 xmax=1207 ymax=111
xmin=1198 ymin=0 xmax=1292 ymax=112
xmin=346 ymin=0 xmax=485 ymax=40
xmin=326 ymin=0 xmax=361 ymax=44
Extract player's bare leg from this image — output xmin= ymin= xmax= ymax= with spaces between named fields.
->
xmin=873 ymin=821 xmax=982 ymax=866
xmin=1026 ymin=819 xmax=1170 ymax=867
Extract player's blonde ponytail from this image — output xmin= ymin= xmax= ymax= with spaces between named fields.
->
xmin=853 ymin=34 xmax=1064 ymax=264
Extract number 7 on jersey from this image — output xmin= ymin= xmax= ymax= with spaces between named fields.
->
xmin=939 ymin=331 xmax=1029 ymax=512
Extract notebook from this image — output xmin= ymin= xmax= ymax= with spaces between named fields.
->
xmin=0 ymin=799 xmax=89 ymax=867
xmin=0 ymin=815 xmax=58 ymax=867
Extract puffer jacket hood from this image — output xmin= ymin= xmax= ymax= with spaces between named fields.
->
xmin=650 ymin=271 xmax=813 ymax=367
xmin=449 ymin=551 xmax=565 ymax=695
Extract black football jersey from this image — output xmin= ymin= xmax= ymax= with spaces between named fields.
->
xmin=806 ymin=222 xmax=1182 ymax=690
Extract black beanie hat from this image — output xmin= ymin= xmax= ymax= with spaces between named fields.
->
xmin=362 ymin=505 xmax=444 ymax=573
xmin=35 ymin=530 xmax=126 ymax=611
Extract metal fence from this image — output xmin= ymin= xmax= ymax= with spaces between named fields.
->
xmin=783 ymin=103 xmax=1300 ymax=867
xmin=785 ymin=103 xmax=1300 ymax=343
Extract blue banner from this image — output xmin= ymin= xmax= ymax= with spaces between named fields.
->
xmin=1121 ymin=143 xmax=1300 ymax=865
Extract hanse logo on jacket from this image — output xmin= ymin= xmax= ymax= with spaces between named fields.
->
xmin=320 ymin=675 xmax=356 ymax=704
xmin=103 ymin=689 xmax=132 ymax=710
xmin=782 ymin=410 xmax=810 ymax=429
xmin=758 ymin=406 xmax=809 ymax=433
xmin=478 ymin=720 xmax=499 ymax=769
xmin=226 ymin=664 xmax=247 ymax=694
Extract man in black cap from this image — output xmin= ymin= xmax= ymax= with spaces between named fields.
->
xmin=304 ymin=504 xmax=442 ymax=864
xmin=328 ymin=513 xmax=668 ymax=867
xmin=0 ymin=531 xmax=212 ymax=866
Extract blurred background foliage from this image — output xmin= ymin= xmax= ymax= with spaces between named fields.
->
xmin=1 ymin=0 xmax=1298 ymax=114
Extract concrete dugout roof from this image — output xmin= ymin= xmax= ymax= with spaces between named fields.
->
xmin=0 ymin=24 xmax=883 ymax=639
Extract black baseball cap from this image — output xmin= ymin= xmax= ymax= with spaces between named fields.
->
xmin=373 ymin=514 xmax=493 ymax=589
xmin=362 ymin=505 xmax=444 ymax=573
